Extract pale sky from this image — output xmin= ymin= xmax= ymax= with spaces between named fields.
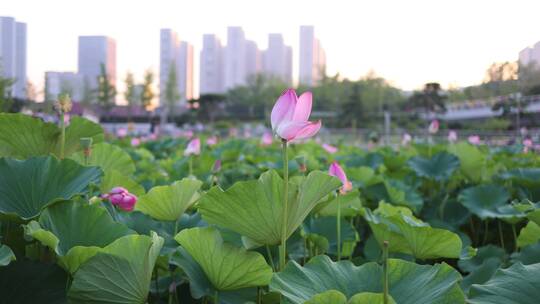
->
xmin=2 ymin=0 xmax=539 ymax=98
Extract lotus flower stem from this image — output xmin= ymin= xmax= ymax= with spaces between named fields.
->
xmin=154 ymin=268 xmax=160 ymax=300
xmin=214 ymin=290 xmax=219 ymax=304
xmin=511 ymin=224 xmax=518 ymax=252
xmin=497 ymin=220 xmax=505 ymax=251
xmin=59 ymin=112 xmax=66 ymax=159
xmin=482 ymin=220 xmax=489 ymax=245
xmin=383 ymin=240 xmax=389 ymax=304
xmin=279 ymin=139 xmax=289 ymax=271
xmin=188 ymin=157 xmax=193 ymax=177
xmin=336 ymin=192 xmax=341 ymax=261
xmin=266 ymin=245 xmax=275 ymax=271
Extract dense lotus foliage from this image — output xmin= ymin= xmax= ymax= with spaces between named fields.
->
xmin=1 ymin=97 xmax=540 ymax=303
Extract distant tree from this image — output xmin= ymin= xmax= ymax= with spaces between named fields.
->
xmin=0 ymin=73 xmax=14 ymax=112
xmin=164 ymin=62 xmax=180 ymax=118
xmin=190 ymin=93 xmax=226 ymax=123
xmin=25 ymin=80 xmax=37 ymax=102
xmin=518 ymin=62 xmax=540 ymax=95
xmin=124 ymin=72 xmax=138 ymax=120
xmin=140 ymin=69 xmax=155 ymax=109
xmin=340 ymin=82 xmax=364 ymax=128
xmin=96 ymin=63 xmax=116 ymax=116
xmin=408 ymin=82 xmax=447 ymax=114
xmin=226 ymin=74 xmax=286 ymax=118
xmin=81 ymin=77 xmax=95 ymax=107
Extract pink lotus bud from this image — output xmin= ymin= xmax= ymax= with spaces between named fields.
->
xmin=261 ymin=132 xmax=273 ymax=146
xmin=524 ymin=139 xmax=533 ymax=148
xmin=328 ymin=161 xmax=352 ymax=193
xmin=116 ymin=128 xmax=128 ymax=138
xmin=212 ymin=159 xmax=222 ymax=173
xmin=270 ymin=89 xmax=321 ymax=142
xmin=428 ymin=120 xmax=439 ymax=134
xmin=104 ymin=187 xmax=137 ymax=211
xmin=448 ymin=130 xmax=458 ymax=143
xmin=401 ymin=133 xmax=412 ymax=146
xmin=184 ymin=138 xmax=201 ymax=156
xmin=131 ymin=138 xmax=141 ymax=147
xmin=468 ymin=135 xmax=481 ymax=145
xmin=322 ymin=143 xmax=338 ymax=154
xmin=206 ymin=136 xmax=218 ymax=146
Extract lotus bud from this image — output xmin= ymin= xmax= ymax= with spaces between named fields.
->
xmin=103 ymin=187 xmax=137 ymax=211
xmin=212 ymin=159 xmax=222 ymax=173
xmin=322 ymin=143 xmax=338 ymax=154
xmin=328 ymin=161 xmax=353 ymax=194
xmin=80 ymin=137 xmax=93 ymax=158
xmin=401 ymin=133 xmax=412 ymax=146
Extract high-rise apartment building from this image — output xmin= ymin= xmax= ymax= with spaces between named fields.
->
xmin=200 ymin=34 xmax=224 ymax=94
xmin=78 ymin=36 xmax=117 ymax=92
xmin=245 ymin=40 xmax=262 ymax=80
xmin=159 ymin=29 xmax=193 ymax=105
xmin=0 ymin=16 xmax=27 ymax=99
xmin=263 ymin=33 xmax=292 ymax=85
xmin=299 ymin=26 xmax=326 ymax=86
xmin=519 ymin=41 xmax=540 ymax=67
xmin=224 ymin=26 xmax=247 ymax=89
xmin=44 ymin=71 xmax=84 ymax=102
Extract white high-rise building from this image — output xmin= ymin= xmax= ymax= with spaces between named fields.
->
xmin=200 ymin=34 xmax=224 ymax=94
xmin=78 ymin=36 xmax=116 ymax=93
xmin=159 ymin=29 xmax=194 ymax=105
xmin=0 ymin=16 xmax=27 ymax=99
xmin=263 ymin=33 xmax=293 ymax=85
xmin=224 ymin=26 xmax=247 ymax=89
xmin=45 ymin=72 xmax=84 ymax=102
xmin=299 ymin=26 xmax=326 ymax=86
xmin=245 ymin=40 xmax=262 ymax=80
xmin=519 ymin=41 xmax=540 ymax=67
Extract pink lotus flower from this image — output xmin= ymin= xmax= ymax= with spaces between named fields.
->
xmin=102 ymin=187 xmax=137 ymax=211
xmin=448 ymin=130 xmax=458 ymax=143
xmin=328 ymin=161 xmax=353 ymax=193
xmin=184 ymin=138 xmax=201 ymax=156
xmin=468 ymin=135 xmax=481 ymax=145
xmin=206 ymin=136 xmax=218 ymax=146
xmin=131 ymin=138 xmax=141 ymax=147
xmin=428 ymin=120 xmax=439 ymax=134
xmin=523 ymin=138 xmax=533 ymax=153
xmin=401 ymin=133 xmax=412 ymax=146
xmin=116 ymin=128 xmax=128 ymax=138
xmin=261 ymin=132 xmax=273 ymax=146
xmin=270 ymin=89 xmax=321 ymax=142
xmin=322 ymin=143 xmax=338 ymax=154
xmin=212 ymin=159 xmax=222 ymax=172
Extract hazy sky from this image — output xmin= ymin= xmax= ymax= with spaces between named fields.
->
xmin=2 ymin=0 xmax=539 ymax=97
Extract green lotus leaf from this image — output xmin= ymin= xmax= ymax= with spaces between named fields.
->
xmin=100 ymin=169 xmax=145 ymax=197
xmin=304 ymin=290 xmax=347 ymax=304
xmin=458 ymin=245 xmax=506 ymax=273
xmin=0 ymin=260 xmax=67 ymax=304
xmin=363 ymin=202 xmax=462 ymax=259
xmin=407 ymin=152 xmax=460 ymax=181
xmin=198 ymin=170 xmax=341 ymax=245
xmin=457 ymin=185 xmax=516 ymax=220
xmin=0 ymin=156 xmax=102 ymax=220
xmin=448 ymin=142 xmax=486 ymax=182
xmin=270 ymin=255 xmax=465 ymax=304
xmin=136 ymin=178 xmax=203 ymax=221
xmin=517 ymin=221 xmax=540 ymax=248
xmin=174 ymin=227 xmax=272 ymax=291
xmin=0 ymin=113 xmax=103 ymax=159
xmin=24 ymin=200 xmax=133 ymax=273
xmin=68 ymin=232 xmax=164 ymax=303
xmin=303 ymin=216 xmax=359 ymax=257
xmin=511 ymin=243 xmax=540 ymax=265
xmin=349 ymin=292 xmax=396 ymax=304
xmin=461 ymin=258 xmax=501 ymax=293
xmin=528 ymin=209 xmax=540 ymax=226
xmin=70 ymin=142 xmax=135 ymax=176
xmin=0 ymin=243 xmax=15 ymax=266
xmin=315 ymin=190 xmax=363 ymax=216
xmin=468 ymin=262 xmax=540 ymax=304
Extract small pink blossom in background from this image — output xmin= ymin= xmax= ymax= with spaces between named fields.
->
xmin=270 ymin=89 xmax=321 ymax=142
xmin=229 ymin=128 xmax=239 ymax=138
xmin=116 ymin=128 xmax=128 ymax=138
xmin=329 ymin=161 xmax=353 ymax=193
xmin=401 ymin=133 xmax=412 ymax=146
xmin=523 ymin=139 xmax=533 ymax=153
xmin=149 ymin=133 xmax=158 ymax=140
xmin=184 ymin=138 xmax=201 ymax=156
xmin=244 ymin=129 xmax=252 ymax=138
xmin=428 ymin=120 xmax=439 ymax=134
xmin=468 ymin=135 xmax=481 ymax=145
xmin=102 ymin=187 xmax=137 ymax=211
xmin=130 ymin=138 xmax=141 ymax=147
xmin=322 ymin=143 xmax=338 ymax=154
xmin=206 ymin=136 xmax=218 ymax=146
xmin=520 ymin=127 xmax=528 ymax=137
xmin=448 ymin=130 xmax=458 ymax=143
xmin=212 ymin=159 xmax=222 ymax=172
xmin=261 ymin=132 xmax=273 ymax=146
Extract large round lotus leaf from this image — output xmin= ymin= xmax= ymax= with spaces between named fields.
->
xmin=458 ymin=185 xmax=514 ymax=220
xmin=70 ymin=142 xmax=135 ymax=176
xmin=0 ymin=260 xmax=67 ymax=304
xmin=270 ymin=255 xmax=465 ymax=304
xmin=304 ymin=290 xmax=397 ymax=304
xmin=458 ymin=245 xmax=506 ymax=273
xmin=448 ymin=143 xmax=486 ymax=182
xmin=349 ymin=292 xmax=397 ymax=304
xmin=24 ymin=201 xmax=133 ymax=273
xmin=100 ymin=169 xmax=145 ymax=197
xmin=517 ymin=221 xmax=540 ymax=248
xmin=468 ymin=262 xmax=540 ymax=304
xmin=303 ymin=216 xmax=359 ymax=257
xmin=407 ymin=152 xmax=460 ymax=181
xmin=363 ymin=203 xmax=462 ymax=259
xmin=0 ymin=113 xmax=103 ymax=159
xmin=314 ymin=189 xmax=363 ymax=217
xmin=0 ymin=243 xmax=15 ymax=266
xmin=511 ymin=243 xmax=540 ymax=265
xmin=68 ymin=232 xmax=164 ymax=303
xmin=175 ymin=227 xmax=272 ymax=291
xmin=136 ymin=178 xmax=203 ymax=221
xmin=0 ymin=156 xmax=102 ymax=220
xmin=198 ymin=170 xmax=341 ymax=246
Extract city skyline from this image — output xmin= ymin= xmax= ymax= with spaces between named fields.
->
xmin=2 ymin=0 xmax=540 ymax=100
